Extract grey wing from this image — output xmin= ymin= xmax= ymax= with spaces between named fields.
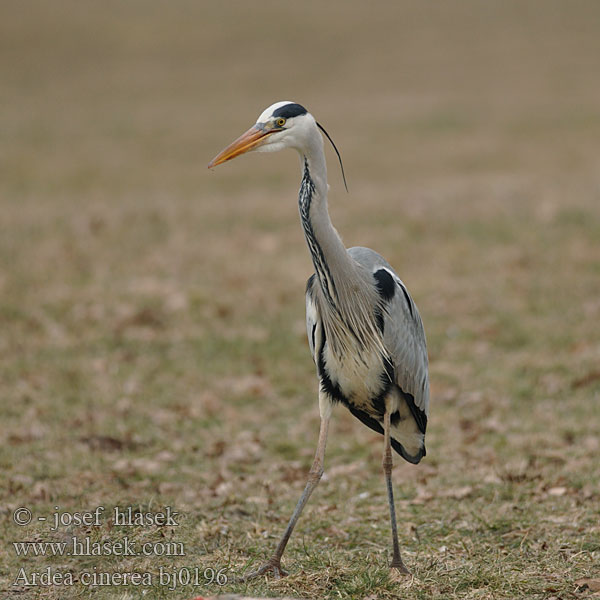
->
xmin=348 ymin=247 xmax=430 ymax=418
xmin=383 ymin=274 xmax=430 ymax=418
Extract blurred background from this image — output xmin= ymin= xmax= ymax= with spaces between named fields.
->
xmin=1 ymin=1 xmax=599 ymax=598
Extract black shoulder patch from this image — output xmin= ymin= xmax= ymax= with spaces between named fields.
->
xmin=272 ymin=102 xmax=307 ymax=120
xmin=316 ymin=329 xmax=348 ymax=404
xmin=373 ymin=269 xmax=396 ymax=302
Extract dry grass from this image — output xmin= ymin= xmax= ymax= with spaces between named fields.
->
xmin=1 ymin=1 xmax=600 ymax=599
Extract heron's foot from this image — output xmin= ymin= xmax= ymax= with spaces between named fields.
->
xmin=238 ymin=558 xmax=289 ymax=582
xmin=390 ymin=558 xmax=411 ymax=576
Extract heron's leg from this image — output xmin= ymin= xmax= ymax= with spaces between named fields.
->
xmin=241 ymin=399 xmax=331 ymax=581
xmin=383 ymin=409 xmax=411 ymax=575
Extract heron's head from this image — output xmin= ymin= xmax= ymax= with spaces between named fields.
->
xmin=208 ymin=101 xmax=316 ymax=168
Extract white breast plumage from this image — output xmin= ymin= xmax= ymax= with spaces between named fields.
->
xmin=322 ymin=339 xmax=388 ymax=409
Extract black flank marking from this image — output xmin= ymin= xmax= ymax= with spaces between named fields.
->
xmin=370 ymin=394 xmax=386 ymax=421
xmin=347 ymin=405 xmax=384 ymax=436
xmin=373 ymin=269 xmax=396 ymax=302
xmin=398 ymin=283 xmax=414 ymax=318
xmin=368 ymin=356 xmax=395 ymax=418
xmin=311 ymin=323 xmax=316 ymax=353
xmin=316 ymin=331 xmax=347 ymax=404
xmin=272 ymin=102 xmax=307 ymax=119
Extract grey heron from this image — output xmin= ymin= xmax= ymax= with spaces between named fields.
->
xmin=208 ymin=101 xmax=429 ymax=579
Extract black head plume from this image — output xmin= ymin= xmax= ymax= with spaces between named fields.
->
xmin=316 ymin=121 xmax=348 ymax=192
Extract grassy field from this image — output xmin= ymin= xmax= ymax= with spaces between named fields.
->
xmin=1 ymin=2 xmax=600 ymax=599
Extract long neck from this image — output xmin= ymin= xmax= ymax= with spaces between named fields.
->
xmin=297 ymin=130 xmax=389 ymax=362
xmin=298 ymin=140 xmax=356 ymax=308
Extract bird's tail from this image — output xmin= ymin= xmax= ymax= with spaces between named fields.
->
xmin=390 ymin=432 xmax=426 ymax=464
xmin=390 ymin=385 xmax=427 ymax=464
xmin=346 ymin=389 xmax=426 ymax=465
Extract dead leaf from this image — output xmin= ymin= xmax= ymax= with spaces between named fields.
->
xmin=572 ymin=370 xmax=600 ymax=389
xmin=483 ymin=473 xmax=503 ymax=484
xmin=31 ymin=481 xmax=50 ymax=501
xmin=410 ymin=487 xmax=434 ymax=504
xmin=79 ymin=434 xmax=137 ymax=452
xmin=388 ymin=568 xmax=413 ymax=585
xmin=575 ymin=578 xmax=600 ymax=592
xmin=220 ymin=374 xmax=273 ymax=398
xmin=547 ymin=486 xmax=567 ymax=496
xmin=544 ymin=515 xmax=569 ymax=524
xmin=114 ymin=306 xmax=166 ymax=334
xmin=441 ymin=485 xmax=474 ymax=499
xmin=327 ymin=460 xmax=366 ymax=477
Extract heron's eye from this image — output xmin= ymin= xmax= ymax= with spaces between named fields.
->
xmin=276 ymin=117 xmax=286 ymax=128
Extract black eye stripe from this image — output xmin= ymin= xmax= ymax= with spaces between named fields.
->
xmin=272 ymin=103 xmax=307 ymax=120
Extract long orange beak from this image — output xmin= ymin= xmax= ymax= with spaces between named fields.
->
xmin=208 ymin=125 xmax=274 ymax=168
